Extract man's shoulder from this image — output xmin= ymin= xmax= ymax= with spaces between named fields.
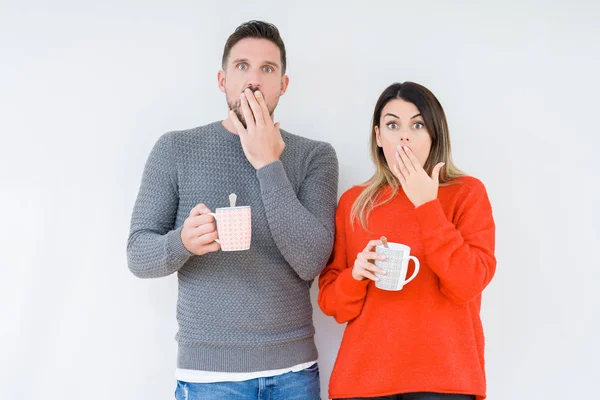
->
xmin=280 ymin=129 xmax=336 ymax=157
xmin=154 ymin=122 xmax=234 ymax=157
xmin=165 ymin=121 xmax=222 ymax=140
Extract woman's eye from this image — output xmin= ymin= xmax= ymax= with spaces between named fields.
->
xmin=386 ymin=122 xmax=397 ymax=130
xmin=413 ymin=122 xmax=424 ymax=129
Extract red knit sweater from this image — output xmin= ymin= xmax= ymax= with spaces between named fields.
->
xmin=318 ymin=176 xmax=496 ymax=400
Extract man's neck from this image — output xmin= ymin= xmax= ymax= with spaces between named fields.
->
xmin=221 ymin=112 xmax=278 ymax=134
xmin=221 ymin=117 xmax=238 ymax=135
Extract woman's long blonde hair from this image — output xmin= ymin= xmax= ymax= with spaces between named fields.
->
xmin=350 ymin=82 xmax=465 ymax=230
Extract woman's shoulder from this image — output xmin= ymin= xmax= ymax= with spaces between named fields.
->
xmin=442 ymin=175 xmax=492 ymax=210
xmin=444 ymin=175 xmax=488 ymax=194
xmin=338 ymin=184 xmax=369 ymax=205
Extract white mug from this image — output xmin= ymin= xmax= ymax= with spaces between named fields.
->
xmin=374 ymin=243 xmax=420 ymax=291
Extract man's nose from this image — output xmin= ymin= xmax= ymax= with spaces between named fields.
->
xmin=246 ymin=71 xmax=262 ymax=89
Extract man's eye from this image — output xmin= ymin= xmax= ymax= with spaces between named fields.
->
xmin=263 ymin=66 xmax=274 ymax=73
xmin=237 ymin=64 xmax=248 ymax=71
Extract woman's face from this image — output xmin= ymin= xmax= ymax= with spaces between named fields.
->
xmin=375 ymin=98 xmax=432 ymax=169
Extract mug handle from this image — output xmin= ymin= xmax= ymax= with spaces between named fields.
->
xmin=208 ymin=212 xmax=221 ymax=244
xmin=402 ymin=256 xmax=420 ymax=285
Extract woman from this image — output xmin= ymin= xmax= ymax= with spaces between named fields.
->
xmin=318 ymin=82 xmax=496 ymax=400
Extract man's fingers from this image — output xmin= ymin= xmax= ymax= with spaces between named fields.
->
xmin=202 ymin=240 xmax=221 ymax=253
xmin=192 ymin=222 xmax=216 ymax=237
xmin=239 ymin=93 xmax=256 ymax=130
xmin=254 ymin=90 xmax=272 ymax=124
xmin=189 ymin=237 xmax=221 ymax=254
xmin=244 ymin=89 xmax=265 ymax=126
xmin=229 ymin=110 xmax=247 ymax=136
xmin=186 ymin=214 xmax=215 ymax=229
xmin=181 ymin=206 xmax=221 ymax=255
xmin=189 ymin=203 xmax=211 ymax=217
xmin=193 ymin=230 xmax=219 ymax=245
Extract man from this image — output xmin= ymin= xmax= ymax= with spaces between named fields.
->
xmin=127 ymin=20 xmax=338 ymax=400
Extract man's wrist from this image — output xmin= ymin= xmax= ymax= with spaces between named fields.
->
xmin=255 ymin=158 xmax=278 ymax=170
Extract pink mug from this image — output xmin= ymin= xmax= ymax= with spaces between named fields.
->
xmin=209 ymin=206 xmax=251 ymax=251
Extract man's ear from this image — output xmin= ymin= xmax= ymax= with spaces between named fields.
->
xmin=217 ymin=70 xmax=226 ymax=94
xmin=279 ymin=74 xmax=290 ymax=96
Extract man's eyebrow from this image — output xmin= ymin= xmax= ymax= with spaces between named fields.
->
xmin=231 ymin=58 xmax=281 ymax=69
xmin=264 ymin=60 xmax=280 ymax=68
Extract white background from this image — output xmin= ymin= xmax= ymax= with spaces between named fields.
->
xmin=1 ymin=1 xmax=599 ymax=399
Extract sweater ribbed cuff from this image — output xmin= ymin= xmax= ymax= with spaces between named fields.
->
xmin=256 ymin=161 xmax=292 ymax=194
xmin=166 ymin=226 xmax=193 ymax=266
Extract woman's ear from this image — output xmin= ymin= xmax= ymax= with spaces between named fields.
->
xmin=375 ymin=126 xmax=382 ymax=147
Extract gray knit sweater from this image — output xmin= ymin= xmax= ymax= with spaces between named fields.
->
xmin=127 ymin=121 xmax=339 ymax=372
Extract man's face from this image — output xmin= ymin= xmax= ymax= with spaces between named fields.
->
xmin=218 ymin=38 xmax=289 ymax=128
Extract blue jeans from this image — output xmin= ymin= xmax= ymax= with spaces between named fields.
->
xmin=174 ymin=363 xmax=320 ymax=400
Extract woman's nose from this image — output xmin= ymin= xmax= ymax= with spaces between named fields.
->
xmin=399 ymin=130 xmax=410 ymax=141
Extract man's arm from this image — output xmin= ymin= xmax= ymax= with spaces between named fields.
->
xmin=228 ymin=89 xmax=339 ymax=280
xmin=127 ymin=133 xmax=192 ymax=278
xmin=257 ymin=143 xmax=339 ymax=281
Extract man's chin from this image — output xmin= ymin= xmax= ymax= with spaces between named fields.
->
xmin=233 ymin=110 xmax=247 ymax=129
xmin=227 ymin=100 xmax=276 ymax=128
